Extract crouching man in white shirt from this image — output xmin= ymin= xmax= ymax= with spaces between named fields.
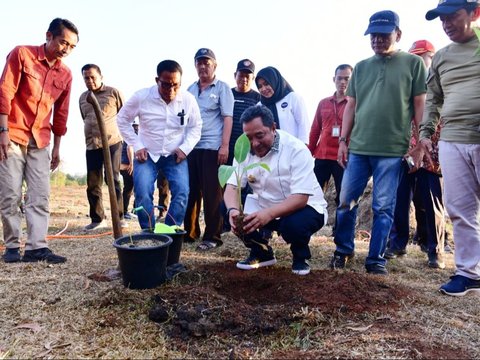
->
xmin=224 ymin=105 xmax=327 ymax=275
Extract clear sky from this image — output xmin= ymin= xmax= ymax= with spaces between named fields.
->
xmin=0 ymin=0 xmax=451 ymax=175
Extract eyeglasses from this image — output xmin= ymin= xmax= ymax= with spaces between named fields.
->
xmin=158 ymin=80 xmax=181 ymax=90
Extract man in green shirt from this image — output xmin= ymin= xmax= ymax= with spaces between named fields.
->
xmin=329 ymin=10 xmax=427 ymax=275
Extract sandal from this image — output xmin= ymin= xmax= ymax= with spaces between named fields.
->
xmin=196 ymin=239 xmax=223 ymax=252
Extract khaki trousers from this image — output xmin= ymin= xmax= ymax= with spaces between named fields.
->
xmin=0 ymin=140 xmax=50 ymax=250
xmin=439 ymin=141 xmax=480 ymax=279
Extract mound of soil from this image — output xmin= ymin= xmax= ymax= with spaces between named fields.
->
xmin=151 ymin=261 xmax=413 ymax=340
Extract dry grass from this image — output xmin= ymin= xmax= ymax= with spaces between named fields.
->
xmin=0 ymin=184 xmax=479 ymax=359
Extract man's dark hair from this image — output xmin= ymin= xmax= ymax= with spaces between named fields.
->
xmin=240 ymin=105 xmax=275 ymax=127
xmin=48 ymin=18 xmax=79 ymax=38
xmin=335 ymin=64 xmax=353 ymax=75
xmin=156 ymin=60 xmax=183 ymax=76
xmin=81 ymin=64 xmax=101 ymax=75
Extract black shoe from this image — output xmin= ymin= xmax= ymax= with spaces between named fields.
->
xmin=366 ymin=263 xmax=388 ymax=275
xmin=329 ymin=251 xmax=353 ymax=269
xmin=292 ymin=259 xmax=310 ymax=275
xmin=22 ymin=248 xmax=67 ymax=264
xmin=384 ymin=248 xmax=407 ymax=259
xmin=236 ymin=253 xmax=277 ymax=270
xmin=428 ymin=253 xmax=446 ymax=269
xmin=3 ymin=248 xmax=21 ymax=263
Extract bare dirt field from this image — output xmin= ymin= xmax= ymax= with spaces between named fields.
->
xmin=0 ymin=184 xmax=478 ymax=359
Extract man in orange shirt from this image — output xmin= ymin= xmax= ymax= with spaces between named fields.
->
xmin=0 ymin=18 xmax=79 ymax=264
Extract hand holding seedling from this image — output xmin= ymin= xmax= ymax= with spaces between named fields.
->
xmin=241 ymin=210 xmax=274 ymax=234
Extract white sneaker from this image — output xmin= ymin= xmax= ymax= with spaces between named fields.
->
xmin=84 ymin=220 xmax=108 ymax=231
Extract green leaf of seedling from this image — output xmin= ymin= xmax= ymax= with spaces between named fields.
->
xmin=244 ymin=162 xmax=271 ymax=172
xmin=218 ymin=165 xmax=236 ymax=188
xmin=234 ymin=134 xmax=251 ymax=163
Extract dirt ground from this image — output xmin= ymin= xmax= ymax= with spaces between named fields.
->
xmin=0 ymin=184 xmax=478 ymax=359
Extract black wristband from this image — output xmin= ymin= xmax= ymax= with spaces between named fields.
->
xmin=338 ymin=136 xmax=347 ymax=144
xmin=0 ymin=127 xmax=8 ymax=133
xmin=226 ymin=207 xmax=238 ymax=216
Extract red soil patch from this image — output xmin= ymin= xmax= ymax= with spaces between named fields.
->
xmin=149 ymin=261 xmax=470 ymax=359
xmin=152 ymin=261 xmax=412 ymax=339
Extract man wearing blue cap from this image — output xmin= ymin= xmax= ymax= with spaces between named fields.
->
xmin=329 ymin=10 xmax=427 ymax=275
xmin=413 ymin=0 xmax=480 ymax=296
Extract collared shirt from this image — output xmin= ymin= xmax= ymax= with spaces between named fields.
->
xmin=308 ymin=92 xmax=348 ymax=160
xmin=227 ymin=130 xmax=328 ymax=219
xmin=187 ymin=77 xmax=234 ymax=150
xmin=347 ymin=51 xmax=427 ymax=156
xmin=116 ymin=86 xmax=202 ymax=162
xmin=79 ymin=84 xmax=124 ymax=150
xmin=0 ymin=44 xmax=72 ymax=148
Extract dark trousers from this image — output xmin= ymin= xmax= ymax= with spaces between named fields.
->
xmin=390 ymin=164 xmax=444 ymax=256
xmin=184 ymin=149 xmax=223 ymax=242
xmin=244 ymin=205 xmax=324 ymax=261
xmin=390 ymin=162 xmax=416 ymax=250
xmin=313 ymin=159 xmax=344 ymax=206
xmin=120 ymin=169 xmax=134 ymax=213
xmin=415 ymin=169 xmax=445 ymax=256
xmin=157 ymin=169 xmax=169 ymax=209
xmin=86 ymin=143 xmax=123 ymax=223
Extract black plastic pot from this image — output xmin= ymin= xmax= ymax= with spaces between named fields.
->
xmin=162 ymin=230 xmax=186 ymax=266
xmin=113 ymin=233 xmax=172 ymax=289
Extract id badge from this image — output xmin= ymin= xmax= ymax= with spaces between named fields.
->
xmin=332 ymin=126 xmax=340 ymax=137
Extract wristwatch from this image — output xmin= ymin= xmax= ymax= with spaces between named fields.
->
xmin=338 ymin=136 xmax=347 ymax=144
xmin=0 ymin=127 xmax=8 ymax=133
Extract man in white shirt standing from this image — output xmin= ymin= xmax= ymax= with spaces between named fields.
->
xmin=117 ymin=60 xmax=202 ymax=230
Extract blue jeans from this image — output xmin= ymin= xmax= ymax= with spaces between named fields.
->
xmin=133 ymin=154 xmax=189 ymax=230
xmin=334 ymin=154 xmax=402 ymax=267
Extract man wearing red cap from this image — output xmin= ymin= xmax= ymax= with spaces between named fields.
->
xmin=414 ymin=0 xmax=480 ymax=296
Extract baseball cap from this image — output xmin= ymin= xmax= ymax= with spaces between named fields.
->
xmin=236 ymin=59 xmax=255 ymax=73
xmin=364 ymin=10 xmax=400 ymax=35
xmin=409 ymin=40 xmax=436 ymax=55
xmin=194 ymin=48 xmax=216 ymax=61
xmin=426 ymin=0 xmax=480 ymax=20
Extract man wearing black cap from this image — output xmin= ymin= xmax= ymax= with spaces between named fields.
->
xmin=228 ymin=59 xmax=260 ymax=165
xmin=220 ymin=59 xmax=261 ymax=234
xmin=186 ymin=48 xmax=234 ymax=251
xmin=329 ymin=10 xmax=427 ymax=275
xmin=413 ymin=0 xmax=480 ymax=296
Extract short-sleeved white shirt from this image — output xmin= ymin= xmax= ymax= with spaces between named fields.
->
xmin=227 ymin=129 xmax=328 ymax=220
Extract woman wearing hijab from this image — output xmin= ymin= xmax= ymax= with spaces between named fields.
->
xmin=255 ymin=66 xmax=309 ymax=143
